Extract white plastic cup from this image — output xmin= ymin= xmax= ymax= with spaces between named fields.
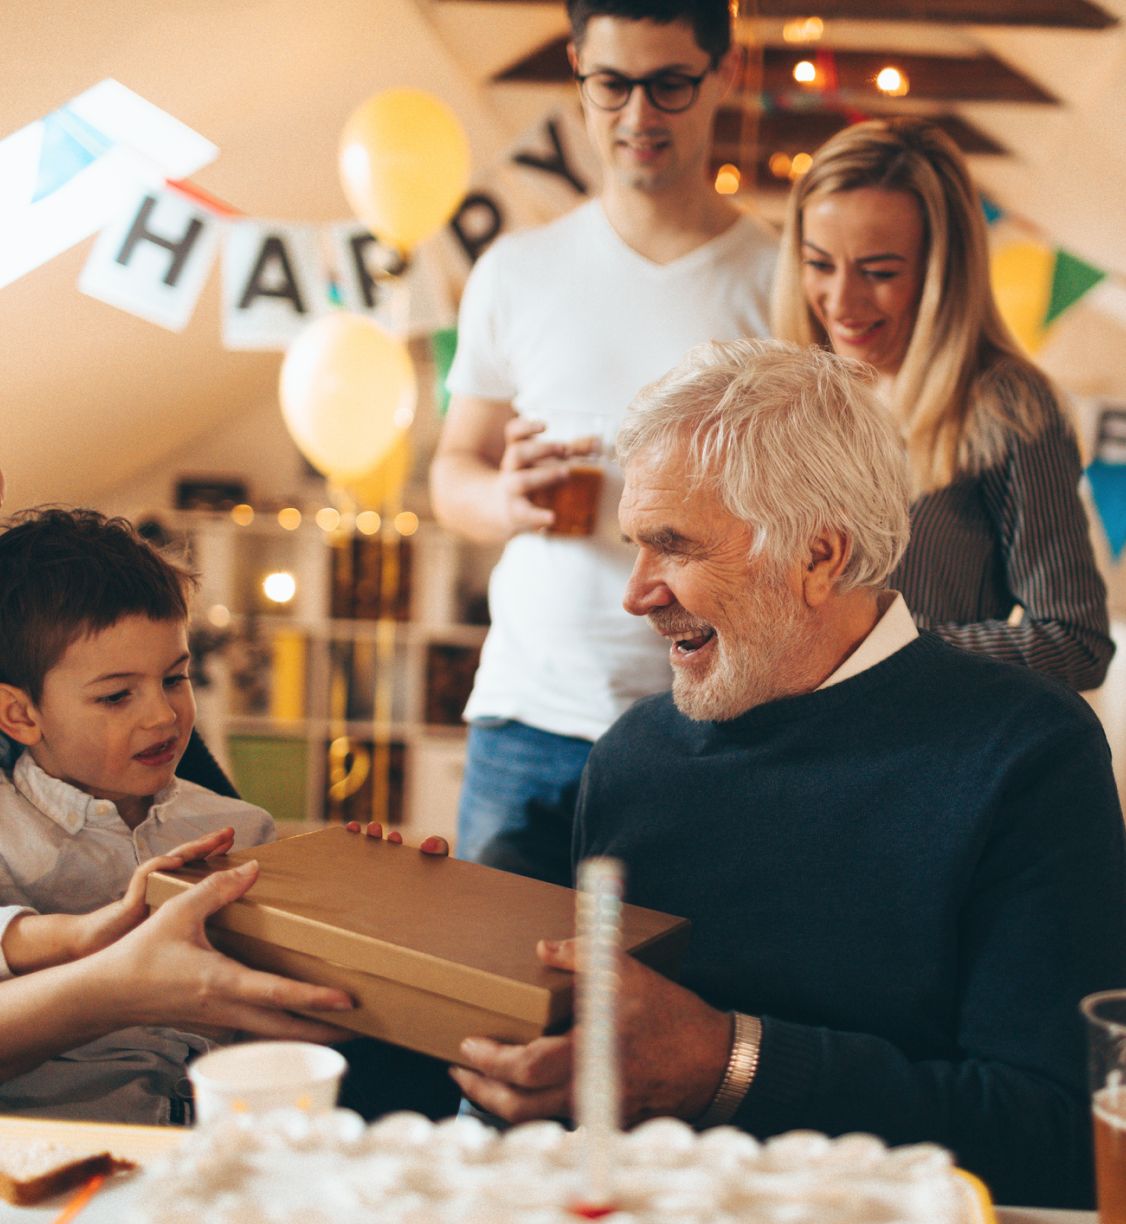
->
xmin=188 ymin=1041 xmax=346 ymax=1124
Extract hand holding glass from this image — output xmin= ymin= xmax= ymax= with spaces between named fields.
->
xmin=528 ymin=413 xmax=608 ymax=537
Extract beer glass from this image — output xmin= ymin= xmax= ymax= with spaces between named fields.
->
xmin=528 ymin=412 xmax=608 ymax=537
xmin=1082 ymin=989 xmax=1126 ymax=1222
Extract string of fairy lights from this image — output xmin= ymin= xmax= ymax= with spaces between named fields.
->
xmin=714 ymin=7 xmax=913 ymax=196
xmin=208 ymin=503 xmax=420 ymax=613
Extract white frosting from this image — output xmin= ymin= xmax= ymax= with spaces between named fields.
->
xmin=128 ymin=1111 xmax=975 ymax=1224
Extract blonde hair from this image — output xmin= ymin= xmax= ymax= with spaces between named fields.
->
xmin=771 ymin=118 xmax=1052 ymax=493
xmin=617 ymin=338 xmax=911 ymax=591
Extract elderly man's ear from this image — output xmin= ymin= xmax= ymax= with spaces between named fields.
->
xmin=0 ymin=685 xmax=43 ymax=747
xmin=801 ymin=531 xmax=851 ymax=607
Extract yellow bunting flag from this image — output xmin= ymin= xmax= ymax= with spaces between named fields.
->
xmin=990 ymin=240 xmax=1055 ymax=357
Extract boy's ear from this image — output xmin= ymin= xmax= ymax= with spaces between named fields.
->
xmin=0 ymin=684 xmax=43 ymax=746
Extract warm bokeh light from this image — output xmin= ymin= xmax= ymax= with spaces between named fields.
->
xmin=207 ymin=604 xmax=232 ymax=629
xmin=315 ymin=507 xmax=342 ymax=532
xmin=262 ymin=571 xmax=297 ymax=604
xmin=790 ymin=153 xmax=813 ymax=179
xmin=768 ymin=152 xmax=793 ymax=179
xmin=714 ymin=163 xmax=741 ymax=195
xmin=782 ymin=17 xmax=824 ymax=44
xmin=793 ymin=60 xmax=817 ymax=85
xmin=875 ymin=67 xmax=909 ymax=96
xmin=277 ymin=507 xmax=302 ymax=531
xmin=393 ymin=511 xmax=420 ymax=537
xmin=230 ymin=503 xmax=254 ymax=526
xmin=356 ymin=510 xmax=382 ymax=535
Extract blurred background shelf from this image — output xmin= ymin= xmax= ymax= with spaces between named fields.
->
xmin=170 ymin=510 xmax=492 ymax=846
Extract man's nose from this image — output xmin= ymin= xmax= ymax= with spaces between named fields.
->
xmin=620 ymin=80 xmax=660 ymax=126
xmin=622 ymin=554 xmax=673 ymax=617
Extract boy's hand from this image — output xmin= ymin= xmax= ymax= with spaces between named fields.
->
xmin=73 ymin=826 xmax=238 ymax=959
xmin=3 ymin=827 xmax=240 ymax=974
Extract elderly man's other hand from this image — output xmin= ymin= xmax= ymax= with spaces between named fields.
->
xmin=344 ymin=821 xmax=449 ymax=856
xmin=450 ymin=937 xmax=732 ymax=1126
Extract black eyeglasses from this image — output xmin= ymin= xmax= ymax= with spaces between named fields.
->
xmin=574 ymin=69 xmax=711 ymax=114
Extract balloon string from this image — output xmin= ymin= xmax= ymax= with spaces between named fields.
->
xmin=391 ymin=274 xmax=411 ymax=338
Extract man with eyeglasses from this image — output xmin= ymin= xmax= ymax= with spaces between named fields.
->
xmin=431 ymin=0 xmax=776 ymax=887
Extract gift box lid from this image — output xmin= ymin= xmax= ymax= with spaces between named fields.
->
xmin=145 ymin=826 xmax=690 ymax=1028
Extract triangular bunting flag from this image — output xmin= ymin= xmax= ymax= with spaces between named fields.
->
xmin=980 ymin=194 xmax=1004 ymax=226
xmin=429 ymin=327 xmax=458 ymax=417
xmin=31 ymin=105 xmax=113 ymax=202
xmin=1045 ymin=250 xmax=1107 ymax=327
xmin=991 ymin=241 xmax=1054 ymax=356
xmin=1086 ymin=459 xmax=1126 ymax=561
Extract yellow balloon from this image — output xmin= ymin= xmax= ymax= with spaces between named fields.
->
xmin=346 ymin=432 xmax=413 ymax=509
xmin=991 ymin=240 xmax=1054 ymax=357
xmin=339 ymin=89 xmax=471 ymax=253
xmin=279 ymin=313 xmax=416 ymax=483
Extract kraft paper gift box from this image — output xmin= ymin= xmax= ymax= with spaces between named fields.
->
xmin=145 ymin=826 xmax=691 ymax=1063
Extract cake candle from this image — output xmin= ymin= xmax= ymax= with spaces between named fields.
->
xmin=572 ymin=856 xmax=624 ymax=1216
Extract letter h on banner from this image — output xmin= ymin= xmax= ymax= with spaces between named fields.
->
xmin=79 ymin=188 xmax=221 ymax=332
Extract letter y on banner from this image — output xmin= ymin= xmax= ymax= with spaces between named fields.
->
xmin=79 ymin=187 xmax=221 ymax=331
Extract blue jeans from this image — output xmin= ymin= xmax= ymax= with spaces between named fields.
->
xmin=456 ymin=720 xmax=592 ymax=888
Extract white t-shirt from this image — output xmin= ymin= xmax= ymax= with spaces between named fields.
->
xmin=447 ymin=199 xmax=777 ymax=740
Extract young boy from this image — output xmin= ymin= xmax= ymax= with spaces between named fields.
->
xmin=0 ymin=507 xmax=275 ymax=1122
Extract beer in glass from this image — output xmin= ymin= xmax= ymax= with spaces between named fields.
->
xmin=1082 ymin=990 xmax=1126 ymax=1223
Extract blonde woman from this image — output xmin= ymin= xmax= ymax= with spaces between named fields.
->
xmin=772 ymin=117 xmax=1112 ymax=690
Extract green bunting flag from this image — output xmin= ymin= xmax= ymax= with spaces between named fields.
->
xmin=429 ymin=327 xmax=458 ymax=417
xmin=1045 ymin=250 xmax=1107 ymax=327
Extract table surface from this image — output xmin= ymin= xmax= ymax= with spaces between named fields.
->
xmin=0 ymin=1117 xmax=1099 ymax=1223
xmin=998 ymin=1213 xmax=1095 ymax=1224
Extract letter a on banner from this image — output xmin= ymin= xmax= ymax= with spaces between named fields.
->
xmin=79 ymin=187 xmax=221 ymax=332
xmin=222 ymin=221 xmax=329 ymax=350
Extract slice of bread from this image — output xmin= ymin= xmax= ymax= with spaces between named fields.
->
xmin=0 ymin=1140 xmax=134 ymax=1205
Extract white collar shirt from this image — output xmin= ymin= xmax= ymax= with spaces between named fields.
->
xmin=817 ymin=591 xmax=919 ymax=691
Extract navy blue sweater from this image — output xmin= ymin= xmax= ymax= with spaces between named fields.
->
xmin=574 ymin=633 xmax=1126 ymax=1208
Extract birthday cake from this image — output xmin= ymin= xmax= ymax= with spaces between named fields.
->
xmin=127 ymin=1109 xmax=988 ymax=1223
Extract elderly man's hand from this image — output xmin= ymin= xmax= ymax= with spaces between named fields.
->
xmin=450 ymin=937 xmax=732 ymax=1126
xmin=344 ymin=821 xmax=448 ymax=856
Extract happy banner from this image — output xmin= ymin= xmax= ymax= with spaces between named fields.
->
xmin=73 ymin=107 xmax=594 ymax=349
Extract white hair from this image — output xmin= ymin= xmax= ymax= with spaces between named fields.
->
xmin=616 ymin=338 xmax=911 ymax=590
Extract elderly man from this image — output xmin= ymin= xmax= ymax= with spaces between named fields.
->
xmin=451 ymin=339 xmax=1126 ymax=1210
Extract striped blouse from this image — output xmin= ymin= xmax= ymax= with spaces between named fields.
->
xmin=891 ymin=374 xmax=1113 ymax=692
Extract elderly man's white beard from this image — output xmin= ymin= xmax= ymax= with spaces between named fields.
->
xmin=654 ymin=570 xmax=821 ymax=722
